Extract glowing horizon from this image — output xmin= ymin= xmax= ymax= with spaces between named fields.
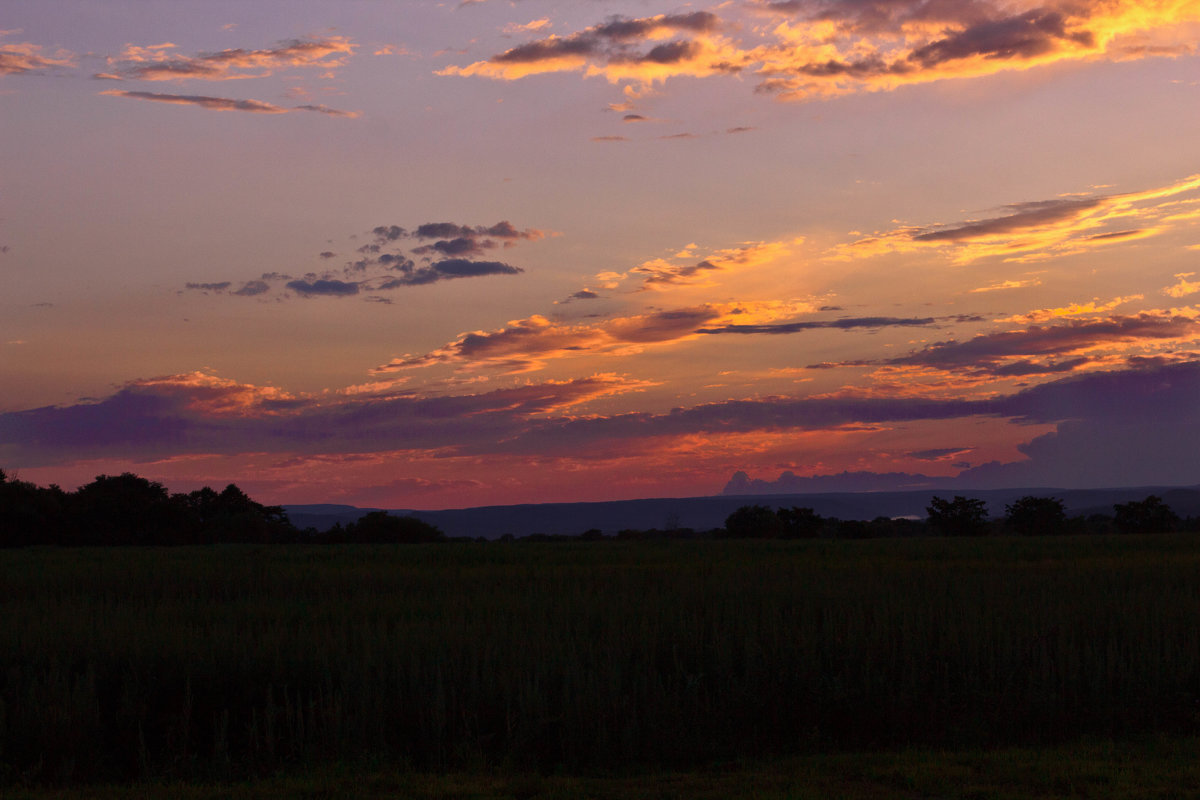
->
xmin=2 ymin=1 xmax=1199 ymax=509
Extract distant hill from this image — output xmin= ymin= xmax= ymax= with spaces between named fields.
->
xmin=284 ymin=485 xmax=1200 ymax=539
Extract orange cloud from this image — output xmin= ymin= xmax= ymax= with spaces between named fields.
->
xmin=443 ymin=2 xmax=1200 ymax=100
xmin=970 ymin=278 xmax=1043 ymax=293
xmin=99 ymin=89 xmax=360 ymax=117
xmin=371 ymin=300 xmax=804 ymax=374
xmin=834 ymin=173 xmax=1200 ymax=264
xmin=503 ymin=19 xmax=552 ymax=35
xmin=606 ymin=239 xmax=797 ymax=291
xmin=0 ymin=40 xmax=75 ymax=75
xmin=98 ymin=36 xmax=355 ymax=81
xmin=1001 ymin=294 xmax=1144 ymax=323
xmin=1164 ymin=272 xmax=1200 ymax=298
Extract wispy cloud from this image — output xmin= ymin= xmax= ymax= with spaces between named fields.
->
xmin=99 ymin=89 xmax=360 ymax=117
xmin=1164 ymin=272 xmax=1200 ymax=298
xmin=860 ymin=311 xmax=1200 ymax=377
xmin=0 ymin=39 xmax=75 ymax=76
xmin=835 ymin=173 xmax=1200 ymax=264
xmin=96 ymin=36 xmax=355 ymax=81
xmin=699 ymin=315 xmax=940 ymax=335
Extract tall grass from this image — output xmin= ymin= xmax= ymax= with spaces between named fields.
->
xmin=2 ymin=536 xmax=1199 ymax=783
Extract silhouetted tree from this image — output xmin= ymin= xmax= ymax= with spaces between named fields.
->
xmin=1004 ymin=496 xmax=1067 ymax=536
xmin=0 ymin=471 xmax=69 ymax=546
xmin=926 ymin=495 xmax=988 ymax=536
xmin=336 ymin=510 xmax=444 ymax=543
xmin=72 ymin=473 xmax=182 ymax=545
xmin=1113 ymin=495 xmax=1179 ymax=534
xmin=182 ymin=483 xmax=292 ymax=543
xmin=724 ymin=505 xmax=784 ymax=538
xmin=778 ymin=506 xmax=824 ymax=538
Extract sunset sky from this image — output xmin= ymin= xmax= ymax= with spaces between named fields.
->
xmin=3 ymin=0 xmax=1200 ymax=509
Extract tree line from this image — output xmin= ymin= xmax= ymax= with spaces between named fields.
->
xmin=722 ymin=494 xmax=1196 ymax=539
xmin=0 ymin=469 xmax=444 ymax=546
xmin=2 ymin=468 xmax=1195 ymax=546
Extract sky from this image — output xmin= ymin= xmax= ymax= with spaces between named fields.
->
xmin=2 ymin=0 xmax=1199 ymax=509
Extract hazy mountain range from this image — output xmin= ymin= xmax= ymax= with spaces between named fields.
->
xmin=285 ymin=483 xmax=1200 ymax=539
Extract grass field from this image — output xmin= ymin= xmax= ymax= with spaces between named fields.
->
xmin=2 ymin=535 xmax=1199 ymax=787
xmin=8 ymin=738 xmax=1200 ymax=799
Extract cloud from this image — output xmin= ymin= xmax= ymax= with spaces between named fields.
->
xmin=909 ymin=447 xmax=976 ymax=462
xmin=376 ymin=259 xmax=523 ymax=288
xmin=442 ymin=2 xmax=1200 ymax=101
xmin=872 ymin=312 xmax=1200 ymax=375
xmin=97 ymin=36 xmax=355 ymax=81
xmin=1164 ymin=272 xmax=1200 ymax=298
xmin=372 ymin=306 xmax=736 ymax=374
xmin=503 ymin=19 xmax=552 ymax=35
xmin=699 ymin=315 xmax=938 ymax=334
xmin=99 ymin=89 xmax=359 ymax=116
xmin=439 ymin=11 xmax=733 ymax=83
xmin=286 ymin=278 xmax=360 ymax=297
xmin=0 ymin=372 xmax=651 ymax=466
xmin=971 ymin=278 xmax=1043 ymax=293
xmin=612 ymin=239 xmax=795 ymax=291
xmin=234 ymin=280 xmax=270 ymax=297
xmin=1001 ymin=295 xmax=1143 ymax=323
xmin=185 ymin=219 xmax=542 ymax=302
xmin=955 ymin=360 xmax=1200 ymax=487
xmin=5 ymin=360 xmax=1200 ymax=494
xmin=836 ymin=173 xmax=1200 ymax=264
xmin=293 ymin=104 xmax=361 ymax=118
xmin=0 ymin=40 xmax=75 ymax=76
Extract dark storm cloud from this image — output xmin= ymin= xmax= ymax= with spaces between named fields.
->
xmin=571 ymin=290 xmax=600 ymax=300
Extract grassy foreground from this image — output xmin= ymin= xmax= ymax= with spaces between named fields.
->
xmin=3 ymin=535 xmax=1200 ymax=785
xmin=8 ymin=737 xmax=1200 ymax=799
